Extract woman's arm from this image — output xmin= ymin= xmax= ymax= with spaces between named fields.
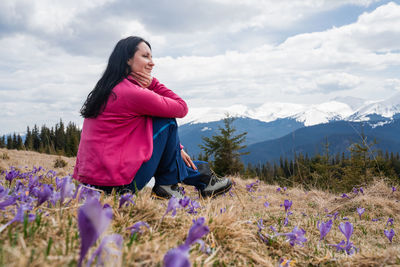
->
xmin=121 ymin=77 xmax=188 ymax=118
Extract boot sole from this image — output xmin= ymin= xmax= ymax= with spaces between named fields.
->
xmin=150 ymin=192 xmax=170 ymax=200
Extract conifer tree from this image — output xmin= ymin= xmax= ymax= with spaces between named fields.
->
xmin=24 ymin=126 xmax=33 ymax=150
xmin=32 ymin=125 xmax=40 ymax=151
xmin=16 ymin=134 xmax=24 ymax=150
xmin=55 ymin=119 xmax=66 ymax=153
xmin=0 ymin=135 xmax=5 ymax=148
xmin=200 ymin=115 xmax=248 ymax=176
xmin=6 ymin=135 xmax=12 ymax=149
xmin=12 ymin=133 xmax=17 ymax=149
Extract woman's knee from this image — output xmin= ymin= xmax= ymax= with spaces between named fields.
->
xmin=152 ymin=117 xmax=177 ymax=136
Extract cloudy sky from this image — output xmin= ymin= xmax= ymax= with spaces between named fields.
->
xmin=1 ymin=0 xmax=400 ymax=135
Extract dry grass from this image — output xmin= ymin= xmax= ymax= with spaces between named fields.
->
xmin=0 ymin=148 xmax=399 ymax=266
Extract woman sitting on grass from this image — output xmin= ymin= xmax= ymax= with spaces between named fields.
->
xmin=73 ymin=36 xmax=232 ymax=199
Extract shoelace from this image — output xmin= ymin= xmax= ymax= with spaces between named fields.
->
xmin=209 ymin=170 xmax=224 ymax=186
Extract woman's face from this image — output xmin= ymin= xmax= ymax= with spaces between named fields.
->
xmin=127 ymin=42 xmax=154 ymax=74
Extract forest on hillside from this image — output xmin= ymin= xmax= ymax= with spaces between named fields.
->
xmin=0 ymin=120 xmax=80 ymax=157
xmin=1 ymin=120 xmax=399 ymax=192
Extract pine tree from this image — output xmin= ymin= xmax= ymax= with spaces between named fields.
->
xmin=0 ymin=135 xmax=5 ymax=148
xmin=24 ymin=126 xmax=33 ymax=150
xmin=12 ymin=133 xmax=17 ymax=149
xmin=199 ymin=115 xmax=248 ymax=176
xmin=16 ymin=134 xmax=24 ymax=150
xmin=6 ymin=135 xmax=12 ymax=149
xmin=32 ymin=125 xmax=41 ymax=151
xmin=55 ymin=119 xmax=65 ymax=154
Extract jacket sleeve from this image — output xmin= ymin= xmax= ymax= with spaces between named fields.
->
xmin=122 ymin=77 xmax=188 ymax=118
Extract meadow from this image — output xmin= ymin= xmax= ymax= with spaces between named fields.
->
xmin=0 ymin=148 xmax=399 ymax=266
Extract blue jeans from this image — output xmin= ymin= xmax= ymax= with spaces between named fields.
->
xmin=92 ymin=117 xmax=209 ymax=194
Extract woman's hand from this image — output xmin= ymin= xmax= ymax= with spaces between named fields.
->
xmin=130 ymin=71 xmax=153 ymax=88
xmin=181 ymin=149 xmax=197 ymax=170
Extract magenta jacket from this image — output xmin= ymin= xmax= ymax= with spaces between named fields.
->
xmin=73 ymin=77 xmax=188 ymax=186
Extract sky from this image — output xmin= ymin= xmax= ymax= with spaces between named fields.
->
xmin=1 ymin=0 xmax=400 ymax=135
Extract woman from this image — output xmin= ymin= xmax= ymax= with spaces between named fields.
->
xmin=73 ymin=36 xmax=232 ymax=199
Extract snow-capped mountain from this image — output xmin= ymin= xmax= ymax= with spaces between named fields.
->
xmin=178 ymin=93 xmax=400 ymax=127
xmin=348 ymin=93 xmax=400 ymax=121
xmin=178 ymin=101 xmax=354 ymax=126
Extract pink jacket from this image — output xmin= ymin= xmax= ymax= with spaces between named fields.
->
xmin=73 ymin=77 xmax=188 ymax=186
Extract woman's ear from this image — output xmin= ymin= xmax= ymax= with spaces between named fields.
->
xmin=127 ymin=57 xmax=133 ymax=66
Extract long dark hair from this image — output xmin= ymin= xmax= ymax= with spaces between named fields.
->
xmin=80 ymin=36 xmax=151 ymax=118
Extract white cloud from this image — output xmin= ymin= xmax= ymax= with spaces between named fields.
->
xmin=0 ymin=0 xmax=399 ymax=134
xmin=0 ymin=0 xmax=115 ymax=34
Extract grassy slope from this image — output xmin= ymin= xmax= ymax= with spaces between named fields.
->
xmin=0 ymin=148 xmax=399 ymax=266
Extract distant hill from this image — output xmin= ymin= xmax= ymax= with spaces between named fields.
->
xmin=178 ymin=117 xmax=304 ymax=156
xmin=241 ymin=118 xmax=400 ymax=164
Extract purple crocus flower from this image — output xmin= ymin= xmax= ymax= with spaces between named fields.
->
xmin=119 ymin=193 xmax=135 ymax=209
xmin=0 ymin=204 xmax=36 ymax=232
xmin=5 ymin=167 xmax=19 ymax=183
xmin=163 ymin=217 xmax=209 ymax=267
xmin=317 ymin=220 xmax=333 ymax=240
xmin=12 ymin=204 xmax=36 ymax=223
xmin=187 ymin=200 xmax=201 ymax=215
xmin=386 ymin=218 xmax=394 ymax=226
xmin=163 ymin=196 xmax=181 ymax=219
xmin=328 ymin=221 xmax=357 ymax=255
xmin=0 ymin=184 xmax=9 ymax=199
xmin=59 ymin=177 xmax=76 ymax=204
xmin=283 ymin=200 xmax=292 ymax=212
xmin=87 ymin=234 xmax=123 ymax=267
xmin=357 ymin=207 xmax=365 ymax=220
xmin=333 ymin=211 xmax=339 ymax=220
xmin=384 ymin=229 xmax=395 ymax=243
xmin=283 ymin=187 xmax=287 ymax=191
xmin=77 ymin=197 xmax=113 ymax=267
xmin=264 ymin=201 xmax=270 ymax=208
xmin=49 ymin=191 xmax=61 ymax=207
xmin=163 ymin=247 xmax=190 ymax=267
xmin=184 ymin=217 xmax=209 ymax=248
xmin=46 ymin=169 xmax=57 ymax=178
xmin=14 ymin=180 xmax=25 ymax=192
xmin=283 ymin=211 xmax=293 ymax=227
xmin=77 ymin=186 xmax=101 ymax=202
xmin=392 ymin=186 xmax=397 ymax=193
xmin=179 ymin=196 xmax=190 ymax=208
xmin=28 ymin=175 xmax=40 ymax=192
xmin=72 ymin=184 xmax=82 ymax=199
xmin=228 ymin=189 xmax=234 ymax=197
xmin=37 ymin=184 xmax=53 ymax=207
xmin=352 ymin=187 xmax=358 ymax=194
xmin=359 ymin=187 xmax=364 ymax=194
xmin=276 ymin=226 xmax=307 ymax=247
xmin=246 ymin=181 xmax=259 ymax=192
xmin=341 ymin=193 xmax=350 ymax=199
xmin=276 ymin=187 xmax=282 ymax=192
xmin=0 ymin=196 xmax=17 ymax=210
xmin=257 ymin=219 xmax=264 ymax=231
xmin=329 ymin=240 xmax=356 ymax=255
xmin=283 ymin=216 xmax=289 ymax=227
xmin=127 ymin=221 xmax=150 ymax=235
xmin=339 ymin=222 xmax=353 ymax=243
